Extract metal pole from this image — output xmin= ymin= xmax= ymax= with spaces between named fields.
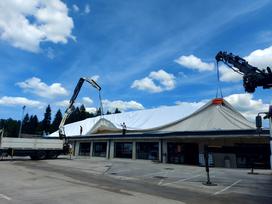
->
xmin=204 ymin=145 xmax=211 ymax=185
xmin=18 ymin=106 xmax=26 ymax=138
xmin=98 ymin=90 xmax=104 ymax=117
xmin=202 ymin=144 xmax=216 ymax=186
xmin=269 ymin=117 xmax=272 ymax=169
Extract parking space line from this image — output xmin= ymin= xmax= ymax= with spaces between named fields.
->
xmin=110 ymin=169 xmax=131 ymax=174
xmin=162 ymin=174 xmax=201 ymax=186
xmin=0 ymin=193 xmax=11 ymax=201
xmin=213 ymin=179 xmax=242 ymax=195
xmin=142 ymin=171 xmax=167 ymax=177
xmin=109 ymin=167 xmax=142 ymax=174
xmin=158 ymin=170 xmax=173 ymax=185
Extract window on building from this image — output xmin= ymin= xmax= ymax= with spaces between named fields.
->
xmin=136 ymin=142 xmax=159 ymax=160
xmin=93 ymin=142 xmax=107 ymax=157
xmin=114 ymin=142 xmax=132 ymax=158
xmin=79 ymin=142 xmax=91 ymax=156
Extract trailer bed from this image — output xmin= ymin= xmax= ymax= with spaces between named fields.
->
xmin=0 ymin=137 xmax=63 ymax=150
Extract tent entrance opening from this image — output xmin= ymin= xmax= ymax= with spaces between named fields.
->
xmin=79 ymin=142 xmax=91 ymax=156
xmin=167 ymin=143 xmax=198 ymax=165
xmin=92 ymin=142 xmax=107 ymax=157
xmin=136 ymin=142 xmax=159 ymax=160
xmin=114 ymin=142 xmax=132 ymax=159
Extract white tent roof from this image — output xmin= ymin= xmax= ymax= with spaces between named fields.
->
xmin=50 ymin=98 xmax=255 ymax=137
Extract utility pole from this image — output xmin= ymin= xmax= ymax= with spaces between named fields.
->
xmin=18 ymin=106 xmax=26 ymax=138
xmin=269 ymin=117 xmax=272 ymax=169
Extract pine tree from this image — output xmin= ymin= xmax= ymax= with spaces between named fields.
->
xmin=114 ymin=108 xmax=121 ymax=114
xmin=29 ymin=115 xmax=39 ymax=134
xmin=96 ymin=107 xmax=101 ymax=116
xmin=66 ymin=106 xmax=80 ymax=124
xmin=22 ymin=113 xmax=30 ymax=134
xmin=79 ymin=104 xmax=87 ymax=120
xmin=0 ymin=118 xmax=20 ymax=137
xmin=50 ymin=109 xmax=62 ymax=133
xmin=42 ymin=105 xmax=51 ymax=134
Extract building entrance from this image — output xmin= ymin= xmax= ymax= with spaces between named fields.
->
xmin=167 ymin=142 xmax=198 ymax=165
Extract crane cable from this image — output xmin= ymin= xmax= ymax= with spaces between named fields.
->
xmin=216 ymin=61 xmax=223 ymax=98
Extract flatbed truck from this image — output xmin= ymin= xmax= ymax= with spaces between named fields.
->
xmin=0 ymin=129 xmax=65 ymax=160
xmin=0 ymin=77 xmax=101 ymax=160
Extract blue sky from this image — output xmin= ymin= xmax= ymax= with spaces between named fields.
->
xmin=0 ymin=0 xmax=272 ymax=121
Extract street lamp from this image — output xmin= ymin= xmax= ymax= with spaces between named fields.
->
xmin=18 ymin=106 xmax=26 ymax=138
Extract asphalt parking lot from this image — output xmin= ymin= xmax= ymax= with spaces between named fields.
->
xmin=0 ymin=157 xmax=271 ymax=204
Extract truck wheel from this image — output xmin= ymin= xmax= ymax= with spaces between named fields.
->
xmin=30 ymin=151 xmax=46 ymax=160
xmin=30 ymin=155 xmax=39 ymax=160
xmin=45 ymin=151 xmax=59 ymax=159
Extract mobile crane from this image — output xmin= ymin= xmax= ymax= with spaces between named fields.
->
xmin=0 ymin=77 xmax=101 ymax=160
xmin=59 ymin=77 xmax=102 ymax=152
xmin=215 ymin=51 xmax=272 ymax=170
xmin=215 ymin=51 xmax=272 ymax=93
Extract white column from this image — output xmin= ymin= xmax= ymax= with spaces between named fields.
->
xmin=90 ymin=141 xmax=93 ymax=157
xmin=109 ymin=140 xmax=115 ymax=159
xmin=75 ymin=141 xmax=80 ymax=156
xmin=162 ymin=140 xmax=168 ymax=163
xmin=106 ymin=140 xmax=110 ymax=159
xmin=158 ymin=140 xmax=162 ymax=162
xmin=132 ymin=141 xmax=136 ymax=160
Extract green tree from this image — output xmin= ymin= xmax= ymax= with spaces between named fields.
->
xmin=0 ymin=118 xmax=20 ymax=137
xmin=51 ymin=109 xmax=62 ymax=133
xmin=79 ymin=104 xmax=88 ymax=120
xmin=114 ymin=108 xmax=121 ymax=114
xmin=96 ymin=107 xmax=101 ymax=116
xmin=22 ymin=113 xmax=30 ymax=134
xmin=42 ymin=105 xmax=51 ymax=134
xmin=29 ymin=115 xmax=39 ymax=134
xmin=66 ymin=107 xmax=81 ymax=124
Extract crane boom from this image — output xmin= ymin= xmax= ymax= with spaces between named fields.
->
xmin=215 ymin=51 xmax=272 ymax=93
xmin=59 ymin=77 xmax=102 ymax=139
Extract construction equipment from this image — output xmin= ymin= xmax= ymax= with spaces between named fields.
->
xmin=0 ymin=77 xmax=102 ymax=160
xmin=59 ymin=77 xmax=102 ymax=141
xmin=216 ymin=51 xmax=272 ymax=169
xmin=215 ymin=51 xmax=272 ymax=93
xmin=0 ymin=131 xmax=64 ymax=160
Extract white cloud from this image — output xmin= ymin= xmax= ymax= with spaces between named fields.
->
xmin=46 ymin=47 xmax=55 ymax=59
xmin=175 ymin=55 xmax=214 ymax=72
xmin=131 ymin=77 xmax=162 ymax=93
xmin=54 ymin=99 xmax=81 ymax=108
xmin=17 ymin=77 xmax=68 ymax=98
xmin=224 ymin=93 xmax=269 ymax=121
xmin=102 ymin=99 xmax=144 ymax=112
xmin=175 ymin=100 xmax=208 ymax=109
xmin=219 ymin=64 xmax=242 ymax=82
xmin=72 ymin=4 xmax=79 ymax=12
xmin=82 ymin=97 xmax=93 ymax=105
xmin=54 ymin=100 xmax=69 ymax=107
xmin=244 ymin=46 xmax=272 ymax=69
xmin=131 ymin=69 xmax=175 ymax=93
xmin=84 ymin=4 xmax=90 ymax=14
xmin=149 ymin=70 xmax=175 ymax=90
xmin=85 ymin=107 xmax=97 ymax=114
xmin=0 ymin=96 xmax=43 ymax=108
xmin=0 ymin=0 xmax=74 ymax=52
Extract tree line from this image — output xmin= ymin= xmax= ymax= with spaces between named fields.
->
xmin=0 ymin=104 xmax=121 ymax=137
